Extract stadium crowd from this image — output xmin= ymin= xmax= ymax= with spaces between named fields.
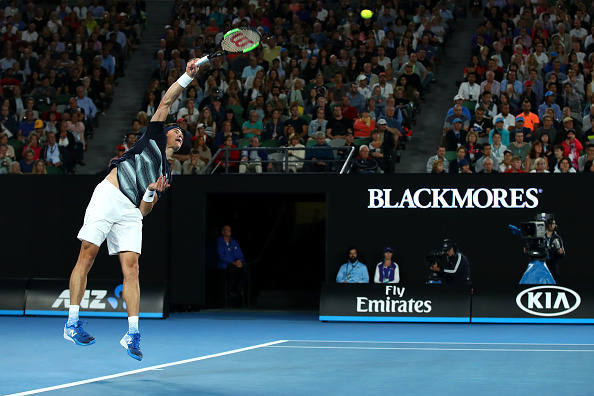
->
xmin=124 ymin=0 xmax=463 ymax=175
xmin=0 ymin=0 xmax=143 ymax=175
xmin=432 ymin=0 xmax=594 ymax=173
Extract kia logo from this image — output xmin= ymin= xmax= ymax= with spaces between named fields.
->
xmin=516 ymin=286 xmax=581 ymax=317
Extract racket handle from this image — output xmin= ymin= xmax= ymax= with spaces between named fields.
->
xmin=193 ymin=55 xmax=210 ymax=67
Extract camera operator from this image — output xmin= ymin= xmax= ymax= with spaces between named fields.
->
xmin=429 ymin=240 xmax=471 ymax=284
xmin=542 ymin=215 xmax=565 ymax=281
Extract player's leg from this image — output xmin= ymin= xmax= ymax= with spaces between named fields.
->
xmin=118 ymin=251 xmax=143 ymax=361
xmin=63 ymin=241 xmax=100 ymax=346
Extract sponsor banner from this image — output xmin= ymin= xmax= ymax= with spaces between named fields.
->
xmin=0 ymin=278 xmax=28 ymax=315
xmin=472 ymin=284 xmax=594 ymax=323
xmin=25 ymin=279 xmax=168 ymax=318
xmin=319 ymin=283 xmax=471 ymax=323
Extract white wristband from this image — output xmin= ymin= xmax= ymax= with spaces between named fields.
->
xmin=143 ymin=189 xmax=155 ymax=203
xmin=176 ymin=73 xmax=193 ymax=88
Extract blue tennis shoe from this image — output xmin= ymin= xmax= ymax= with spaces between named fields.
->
xmin=120 ymin=332 xmax=143 ymax=361
xmin=64 ymin=320 xmax=96 ymax=346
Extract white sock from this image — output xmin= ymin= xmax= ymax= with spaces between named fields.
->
xmin=67 ymin=305 xmax=80 ymax=326
xmin=128 ymin=316 xmax=139 ymax=334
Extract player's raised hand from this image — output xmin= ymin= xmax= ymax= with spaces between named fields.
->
xmin=186 ymin=59 xmax=199 ymax=79
xmin=148 ymin=175 xmax=170 ymax=192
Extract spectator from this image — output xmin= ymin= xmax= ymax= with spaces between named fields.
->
xmin=504 ymin=156 xmax=526 ymax=173
xmin=0 ymin=143 xmax=12 ymax=173
xmin=477 ymin=157 xmax=498 ymax=173
xmin=19 ymin=147 xmax=35 ymax=173
xmin=304 ymin=131 xmax=334 ymax=172
xmin=239 ymin=136 xmax=272 ymax=174
xmin=554 ymin=157 xmax=576 ymax=173
xmin=336 ymin=247 xmax=369 ymax=283
xmin=561 ymin=129 xmax=583 ymax=170
xmin=426 ymin=145 xmax=450 ymax=173
xmin=374 ymin=247 xmax=400 ymax=284
xmin=32 ymin=159 xmax=47 ymax=175
xmin=351 ymin=145 xmax=379 ymax=174
xmin=450 ymin=146 xmax=468 ymax=174
xmin=285 ymin=134 xmax=305 ymax=173
xmin=475 ymin=143 xmax=501 ymax=173
xmin=353 ymin=109 xmax=375 ymax=138
xmin=525 ymin=141 xmax=548 ymax=172
xmin=489 ymin=116 xmax=511 ymax=146
xmin=530 ymin=158 xmax=550 ymax=173
xmin=242 ymin=110 xmax=264 ymax=141
xmin=578 ymin=144 xmax=594 ymax=172
xmin=214 ymin=134 xmax=240 ymax=173
xmin=193 ymin=135 xmax=213 ymax=166
xmin=108 ymin=144 xmax=126 ymax=168
xmin=444 ymin=118 xmax=468 ymax=151
xmin=431 ymin=159 xmax=446 ymax=174
xmin=182 ymin=148 xmax=206 ymax=175
xmin=508 ymin=130 xmax=530 ymax=163
xmin=308 ymin=107 xmax=328 ymax=140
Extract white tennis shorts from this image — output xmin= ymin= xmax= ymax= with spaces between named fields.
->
xmin=77 ymin=179 xmax=143 ymax=255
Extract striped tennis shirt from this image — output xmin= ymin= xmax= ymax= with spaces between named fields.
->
xmin=109 ymin=121 xmax=172 ymax=207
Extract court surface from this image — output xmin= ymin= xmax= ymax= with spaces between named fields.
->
xmin=2 ymin=311 xmax=593 ymax=396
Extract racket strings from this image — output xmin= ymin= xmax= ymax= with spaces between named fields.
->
xmin=221 ymin=29 xmax=261 ymax=53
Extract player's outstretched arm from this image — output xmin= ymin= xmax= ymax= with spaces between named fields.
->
xmin=151 ymin=60 xmax=200 ymax=123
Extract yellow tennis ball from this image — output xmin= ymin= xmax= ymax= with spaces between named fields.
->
xmin=361 ymin=9 xmax=373 ymax=19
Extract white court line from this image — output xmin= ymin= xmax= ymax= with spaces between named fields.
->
xmin=7 ymin=340 xmax=288 ymax=396
xmin=266 ymin=345 xmax=594 ymax=352
xmin=286 ymin=340 xmax=594 ymax=346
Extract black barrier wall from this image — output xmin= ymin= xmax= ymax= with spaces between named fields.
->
xmin=2 ymin=174 xmax=593 ymax=318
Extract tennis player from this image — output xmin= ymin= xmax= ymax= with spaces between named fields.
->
xmin=63 ymin=60 xmax=201 ymax=361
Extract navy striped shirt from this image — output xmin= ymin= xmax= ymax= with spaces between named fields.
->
xmin=109 ymin=121 xmax=172 ymax=207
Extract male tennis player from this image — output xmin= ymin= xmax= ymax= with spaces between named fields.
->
xmin=63 ymin=60 xmax=201 ymax=361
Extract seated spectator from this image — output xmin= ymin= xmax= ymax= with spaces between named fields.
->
xmin=562 ymin=129 xmax=583 ymax=170
xmin=426 ymin=145 xmax=450 ymax=173
xmin=182 ymin=148 xmax=206 ymax=175
xmin=22 ymin=132 xmax=41 ymax=160
xmin=177 ymin=98 xmax=199 ymax=128
xmin=214 ymin=134 xmax=240 ymax=172
xmin=263 ymin=108 xmax=284 ymax=142
xmin=458 ymin=159 xmax=473 ymax=173
xmin=193 ymin=135 xmax=213 ymax=166
xmin=368 ymin=128 xmax=392 ymax=173
xmin=108 ymin=144 xmax=126 ymax=168
xmin=167 ymin=155 xmax=183 ymax=175
xmin=530 ymin=158 xmax=550 ymax=173
xmin=475 ymin=143 xmax=500 ymax=173
xmin=308 ymin=107 xmax=328 ymax=140
xmin=304 ymin=132 xmax=334 ymax=172
xmin=444 ymin=118 xmax=468 ymax=151
xmin=336 ymin=247 xmax=369 ymax=283
xmin=18 ymin=110 xmax=36 ymax=138
xmin=242 ymin=110 xmax=263 ymax=140
xmin=31 ymin=159 xmax=47 ymax=175
xmin=578 ymin=144 xmax=594 ymax=172
xmin=450 ymin=146 xmax=468 ymax=174
xmin=490 ymin=117 xmax=511 ymax=146
xmin=326 ymin=105 xmax=354 ymax=140
xmin=554 ymin=157 xmax=577 ymax=173
xmin=351 ymin=145 xmax=379 ymax=174
xmin=19 ymin=147 xmax=35 ymax=173
xmin=508 ymin=130 xmax=531 ymax=163
xmin=443 ymin=105 xmax=470 ymax=137
xmin=464 ymin=131 xmax=482 ymax=168
xmin=239 ymin=136 xmax=272 ymax=173
xmin=40 ymin=132 xmax=66 ymax=174
xmin=353 ymin=109 xmax=375 ymax=138
xmin=8 ymin=161 xmax=21 ymax=174
xmin=374 ymin=247 xmax=400 ymax=284
xmin=285 ymin=133 xmax=305 ymax=173
xmin=477 ymin=157 xmax=499 ymax=173
xmin=56 ymin=123 xmax=78 ymax=174
xmin=504 ymin=156 xmax=526 ymax=173
xmin=0 ymin=143 xmax=12 ymax=173
xmin=524 ymin=141 xmax=548 ymax=172
xmin=197 ymin=107 xmax=217 ymax=138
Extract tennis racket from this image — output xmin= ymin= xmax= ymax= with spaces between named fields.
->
xmin=194 ymin=28 xmax=262 ymax=67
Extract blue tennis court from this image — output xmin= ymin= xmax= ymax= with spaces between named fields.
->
xmin=2 ymin=312 xmax=593 ymax=396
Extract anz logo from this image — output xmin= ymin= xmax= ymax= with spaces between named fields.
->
xmin=516 ymin=286 xmax=581 ymax=317
xmin=52 ymin=284 xmax=127 ymax=310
